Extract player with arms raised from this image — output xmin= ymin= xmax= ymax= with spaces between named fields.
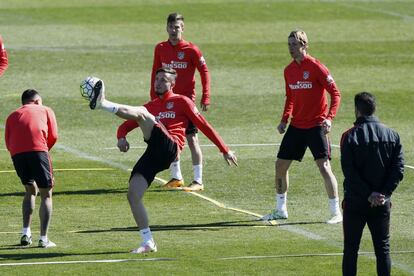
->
xmin=83 ymin=67 xmax=237 ymax=253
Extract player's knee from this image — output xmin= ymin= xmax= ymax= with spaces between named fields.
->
xmin=275 ymin=160 xmax=289 ymax=175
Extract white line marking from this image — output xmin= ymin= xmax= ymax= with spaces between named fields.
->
xmin=52 ymin=144 xmax=413 ymax=273
xmin=1 ymin=251 xmax=413 ymax=267
xmin=103 ymin=143 xmax=281 ymax=150
xmin=219 ymin=250 xmax=414 ymax=260
xmin=338 ymin=2 xmax=414 ymax=21
xmin=0 ymin=258 xmax=175 ymax=267
xmin=101 ymin=142 xmax=414 ymax=170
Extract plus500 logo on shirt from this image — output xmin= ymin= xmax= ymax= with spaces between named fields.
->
xmin=289 ymin=81 xmax=313 ymax=90
xmin=162 ymin=61 xmax=188 ymax=69
xmin=156 ymin=111 xmax=176 ymax=120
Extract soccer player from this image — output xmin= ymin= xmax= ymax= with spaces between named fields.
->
xmin=341 ymin=92 xmax=404 ymax=276
xmin=262 ymin=30 xmax=342 ymax=224
xmin=149 ymin=13 xmax=211 ymax=191
xmin=5 ymin=89 xmax=58 ymax=248
xmin=86 ymin=67 xmax=237 ymax=253
xmin=0 ymin=34 xmax=9 ymax=77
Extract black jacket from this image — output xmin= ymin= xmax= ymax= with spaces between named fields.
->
xmin=340 ymin=116 xmax=404 ymax=205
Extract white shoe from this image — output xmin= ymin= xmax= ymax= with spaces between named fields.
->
xmin=38 ymin=239 xmax=56 ymax=248
xmin=183 ymin=181 xmax=204 ymax=192
xmin=131 ymin=239 xmax=157 ymax=254
xmin=261 ymin=209 xmax=288 ymax=220
xmin=327 ymin=213 xmax=343 ymax=224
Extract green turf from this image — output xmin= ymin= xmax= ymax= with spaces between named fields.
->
xmin=1 ymin=0 xmax=413 ymax=275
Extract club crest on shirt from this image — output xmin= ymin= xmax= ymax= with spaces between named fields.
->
xmin=177 ymin=52 xmax=185 ymax=60
xmin=166 ymin=102 xmax=174 ymax=110
xmin=303 ymin=71 xmax=310 ymax=80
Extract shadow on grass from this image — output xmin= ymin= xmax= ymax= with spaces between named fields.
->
xmin=0 ymin=188 xmax=127 ymax=197
xmin=73 ymin=220 xmax=268 ymax=234
xmin=72 ymin=219 xmax=327 ymax=234
xmin=0 ymin=250 xmax=128 ymax=261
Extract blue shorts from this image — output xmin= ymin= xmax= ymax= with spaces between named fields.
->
xmin=277 ymin=125 xmax=331 ymax=161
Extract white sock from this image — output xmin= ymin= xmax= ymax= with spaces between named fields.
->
xmin=139 ymin=227 xmax=153 ymax=243
xmin=193 ymin=164 xmax=202 ymax=184
xmin=22 ymin=227 xmax=31 ymax=237
xmin=170 ymin=160 xmax=183 ymax=180
xmin=276 ymin=193 xmax=287 ymax=212
xmin=100 ymin=99 xmax=119 ymax=113
xmin=329 ymin=197 xmax=341 ymax=215
xmin=40 ymin=235 xmax=48 ymax=242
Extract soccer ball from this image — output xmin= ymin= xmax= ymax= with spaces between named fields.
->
xmin=80 ymin=76 xmax=100 ymax=100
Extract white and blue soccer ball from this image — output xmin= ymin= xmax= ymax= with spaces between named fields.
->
xmin=80 ymin=76 xmax=100 ymax=100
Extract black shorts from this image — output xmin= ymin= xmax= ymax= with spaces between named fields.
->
xmin=12 ymin=151 xmax=54 ymax=188
xmin=185 ymin=120 xmax=198 ymax=135
xmin=130 ymin=124 xmax=179 ymax=186
xmin=277 ymin=125 xmax=331 ymax=161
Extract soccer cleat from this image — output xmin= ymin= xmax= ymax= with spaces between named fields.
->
xmin=20 ymin=235 xmax=32 ymax=246
xmin=161 ymin=178 xmax=184 ymax=189
xmin=89 ymin=80 xmax=104 ymax=110
xmin=183 ymin=181 xmax=204 ymax=192
xmin=38 ymin=239 xmax=57 ymax=248
xmin=131 ymin=239 xmax=157 ymax=254
xmin=326 ymin=213 xmax=343 ymax=224
xmin=261 ymin=209 xmax=288 ymax=220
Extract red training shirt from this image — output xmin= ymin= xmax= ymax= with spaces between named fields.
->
xmin=117 ymin=91 xmax=228 ymax=153
xmin=150 ymin=39 xmax=210 ymax=105
xmin=281 ymin=55 xmax=341 ymax=129
xmin=5 ymin=104 xmax=58 ymax=157
xmin=0 ymin=35 xmax=8 ymax=77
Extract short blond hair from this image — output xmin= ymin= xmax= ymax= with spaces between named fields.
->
xmin=289 ymin=30 xmax=308 ymax=45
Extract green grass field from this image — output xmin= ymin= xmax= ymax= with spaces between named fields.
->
xmin=1 ymin=0 xmax=413 ymax=275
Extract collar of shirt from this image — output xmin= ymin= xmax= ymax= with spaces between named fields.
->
xmin=159 ymin=90 xmax=174 ymax=102
xmin=168 ymin=39 xmax=187 ymax=48
xmin=354 ymin=115 xmax=379 ymax=125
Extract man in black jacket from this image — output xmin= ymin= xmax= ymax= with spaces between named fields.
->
xmin=340 ymin=92 xmax=404 ymax=276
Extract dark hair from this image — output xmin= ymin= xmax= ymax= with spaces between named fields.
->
xmin=354 ymin=92 xmax=376 ymax=116
xmin=155 ymin=67 xmax=177 ymax=82
xmin=167 ymin=13 xmax=184 ymax=24
xmin=21 ymin=89 xmax=40 ymax=105
xmin=156 ymin=66 xmax=177 ymax=76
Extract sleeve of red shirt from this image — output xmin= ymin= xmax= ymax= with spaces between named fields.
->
xmin=0 ymin=36 xmax=9 ymax=77
xmin=281 ymin=70 xmax=294 ymax=123
xmin=117 ymin=119 xmax=140 ymax=139
xmin=4 ymin=114 xmax=12 ymax=152
xmin=150 ymin=45 xmax=162 ymax=100
xmin=181 ymin=98 xmax=228 ymax=153
xmin=46 ymin=107 xmax=58 ymax=150
xmin=193 ymin=45 xmax=210 ymax=105
xmin=317 ymin=63 xmax=341 ymax=121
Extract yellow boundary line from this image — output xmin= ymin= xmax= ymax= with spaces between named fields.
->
xmin=153 ymin=177 xmax=277 ymax=226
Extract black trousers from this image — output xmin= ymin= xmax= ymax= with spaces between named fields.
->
xmin=342 ymin=200 xmax=391 ymax=276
